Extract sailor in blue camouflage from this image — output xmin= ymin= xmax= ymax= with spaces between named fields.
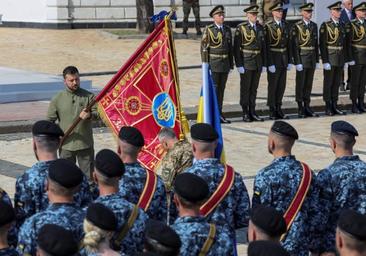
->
xmin=252 ymin=121 xmax=320 ymax=256
xmin=1 ymin=188 xmax=18 ymax=248
xmin=17 ymin=159 xmax=86 ymax=256
xmin=94 ymin=192 xmax=148 ymax=254
xmin=117 ymin=126 xmax=167 ymax=221
xmin=14 ymin=160 xmax=92 ymax=228
xmin=0 ymin=247 xmax=18 ymax=256
xmin=172 ymin=216 xmax=234 ymax=256
xmin=315 ymin=120 xmax=366 ymax=254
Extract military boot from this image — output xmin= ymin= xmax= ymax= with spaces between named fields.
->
xmin=332 ymin=101 xmax=346 ymax=115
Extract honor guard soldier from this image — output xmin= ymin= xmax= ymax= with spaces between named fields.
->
xmin=17 ymin=159 xmax=85 ymax=255
xmin=14 ymin=120 xmax=92 ymax=228
xmin=92 ymin=149 xmax=148 ymax=255
xmin=320 ymin=2 xmax=354 ymax=116
xmin=36 ymin=224 xmax=79 ymax=256
xmin=201 ymin=5 xmax=234 ymax=124
xmin=171 ymin=173 xmax=234 ymax=255
xmin=181 ymin=123 xmax=250 ymax=243
xmin=291 ymin=3 xmax=320 ymax=118
xmin=348 ymin=2 xmax=366 ymax=113
xmin=336 ymin=210 xmax=366 ymax=256
xmin=234 ymin=4 xmax=266 ymax=122
xmin=117 ymin=126 xmax=167 ymax=221
xmin=252 ymin=121 xmax=320 ymax=256
xmin=0 ymin=188 xmax=17 ymax=249
xmin=0 ymin=201 xmax=18 ymax=256
xmin=182 ymin=0 xmax=201 ymax=35
xmin=315 ymin=121 xmax=366 ymax=255
xmin=264 ymin=2 xmax=293 ymax=120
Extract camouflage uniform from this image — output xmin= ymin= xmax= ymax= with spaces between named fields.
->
xmin=315 ymin=155 xmax=366 ymax=253
xmin=172 ymin=216 xmax=234 ymax=256
xmin=252 ymin=155 xmax=320 ymax=256
xmin=17 ymin=203 xmax=85 ymax=256
xmin=0 ymin=248 xmax=18 ymax=256
xmin=182 ymin=159 xmax=250 ymax=239
xmin=0 ymin=188 xmax=17 ymax=248
xmin=93 ymin=192 xmax=149 ymax=255
xmin=14 ymin=161 xmax=92 ymax=228
xmin=119 ymin=162 xmax=167 ymax=221
xmin=182 ymin=0 xmax=201 ymax=34
xmin=160 ymin=139 xmax=193 ymax=191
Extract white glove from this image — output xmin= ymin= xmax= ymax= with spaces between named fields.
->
xmin=287 ymin=64 xmax=293 ymax=71
xmin=262 ymin=66 xmax=267 ymax=73
xmin=237 ymin=66 xmax=245 ymax=74
xmin=316 ymin=63 xmax=320 ymax=69
xmin=296 ymin=64 xmax=303 ymax=72
xmin=268 ymin=65 xmax=276 ymax=73
xmin=323 ymin=63 xmax=331 ymax=70
xmin=344 ymin=63 xmax=348 ymax=69
xmin=348 ymin=60 xmax=356 ymax=66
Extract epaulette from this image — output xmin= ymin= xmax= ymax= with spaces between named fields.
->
xmin=325 ymin=20 xmax=333 ymax=25
xmin=238 ymin=21 xmax=248 ymax=27
xmin=207 ymin=24 xmax=215 ymax=28
xmin=265 ymin=20 xmax=274 ymax=26
xmin=295 ymin=20 xmax=303 ymax=25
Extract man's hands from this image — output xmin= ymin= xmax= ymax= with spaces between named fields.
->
xmin=79 ymin=108 xmax=91 ymax=120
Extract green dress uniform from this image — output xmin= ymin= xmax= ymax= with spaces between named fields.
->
xmin=182 ymin=0 xmax=201 ymax=35
xmin=291 ymin=3 xmax=320 ymax=118
xmin=264 ymin=2 xmax=292 ymax=119
xmin=319 ymin=2 xmax=352 ymax=116
xmin=47 ymin=87 xmax=97 ymax=177
xmin=201 ymin=5 xmax=234 ymax=123
xmin=348 ymin=2 xmax=366 ymax=113
xmin=234 ymin=5 xmax=266 ymax=122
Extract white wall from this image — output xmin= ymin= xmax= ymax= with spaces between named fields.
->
xmin=0 ymin=0 xmax=48 ymax=22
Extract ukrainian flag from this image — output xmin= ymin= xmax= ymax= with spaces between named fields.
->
xmin=197 ymin=63 xmax=226 ymax=163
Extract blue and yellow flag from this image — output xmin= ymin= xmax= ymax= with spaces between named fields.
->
xmin=197 ymin=63 xmax=226 ymax=163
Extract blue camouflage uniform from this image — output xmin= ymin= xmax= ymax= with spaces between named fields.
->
xmin=0 ymin=248 xmax=18 ymax=256
xmin=1 ymin=188 xmax=18 ymax=248
xmin=172 ymin=216 xmax=235 ymax=256
xmin=17 ymin=203 xmax=85 ymax=256
xmin=183 ymin=159 xmax=250 ymax=238
xmin=93 ymin=192 xmax=148 ymax=255
xmin=119 ymin=162 xmax=167 ymax=221
xmin=252 ymin=155 xmax=320 ymax=256
xmin=14 ymin=161 xmax=92 ymax=227
xmin=315 ymin=155 xmax=366 ymax=253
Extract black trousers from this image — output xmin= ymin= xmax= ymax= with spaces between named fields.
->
xmin=240 ymin=70 xmax=261 ymax=111
xmin=295 ymin=68 xmax=315 ymax=103
xmin=323 ymin=66 xmax=342 ymax=102
xmin=212 ymin=72 xmax=229 ymax=114
xmin=267 ymin=68 xmax=287 ymax=108
xmin=350 ymin=64 xmax=366 ymax=101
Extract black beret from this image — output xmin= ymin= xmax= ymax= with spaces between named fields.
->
xmin=0 ymin=201 xmax=15 ymax=226
xmin=331 ymin=121 xmax=359 ymax=136
xmin=32 ymin=120 xmax=64 ymax=137
xmin=209 ymin=5 xmax=225 ymax=17
xmin=248 ymin=240 xmax=290 ymax=256
xmin=48 ymin=159 xmax=83 ymax=188
xmin=190 ymin=123 xmax=218 ymax=142
xmin=137 ymin=253 xmax=159 ymax=256
xmin=174 ymin=173 xmax=209 ymax=203
xmin=37 ymin=224 xmax=78 ymax=256
xmin=86 ymin=203 xmax=117 ymax=231
xmin=271 ymin=121 xmax=299 ymax=140
xmin=327 ymin=1 xmax=342 ymax=10
xmin=95 ymin=149 xmax=125 ymax=178
xmin=338 ymin=209 xmax=366 ymax=240
xmin=145 ymin=220 xmax=181 ymax=249
xmin=118 ymin=126 xmax=145 ymax=147
xmin=250 ymin=205 xmax=287 ymax=237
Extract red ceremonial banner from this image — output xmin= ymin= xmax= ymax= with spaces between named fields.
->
xmin=97 ymin=18 xmax=184 ymax=171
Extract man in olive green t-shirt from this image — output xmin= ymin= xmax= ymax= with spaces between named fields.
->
xmin=47 ymin=66 xmax=97 ymax=178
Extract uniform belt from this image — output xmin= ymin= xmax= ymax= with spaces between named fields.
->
xmin=270 ymin=48 xmax=287 ymax=53
xmin=352 ymin=44 xmax=366 ymax=49
xmin=327 ymin=46 xmax=342 ymax=50
xmin=300 ymin=46 xmax=315 ymax=50
xmin=209 ymin=53 xmax=228 ymax=58
xmin=242 ymin=49 xmax=261 ymax=54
